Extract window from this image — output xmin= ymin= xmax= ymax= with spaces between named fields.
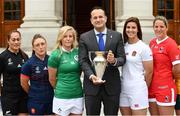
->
xmin=4 ymin=0 xmax=21 ymax=20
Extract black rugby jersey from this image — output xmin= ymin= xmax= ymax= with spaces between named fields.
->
xmin=0 ymin=49 xmax=28 ymax=96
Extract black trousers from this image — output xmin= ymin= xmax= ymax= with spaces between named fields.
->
xmin=85 ymin=86 xmax=119 ymax=115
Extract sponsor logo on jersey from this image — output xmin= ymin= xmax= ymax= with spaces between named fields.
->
xmin=43 ymin=66 xmax=48 ymax=70
xmin=17 ymin=64 xmax=21 ymax=67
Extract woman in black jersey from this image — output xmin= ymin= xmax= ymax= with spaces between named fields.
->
xmin=0 ymin=30 xmax=29 ymax=115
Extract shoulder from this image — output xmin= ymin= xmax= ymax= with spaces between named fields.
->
xmin=80 ymin=30 xmax=94 ymax=38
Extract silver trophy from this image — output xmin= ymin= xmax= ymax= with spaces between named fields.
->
xmin=89 ymin=51 xmax=107 ymax=79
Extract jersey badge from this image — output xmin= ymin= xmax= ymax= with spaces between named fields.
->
xmin=134 ymin=104 xmax=139 ymax=108
xmin=74 ymin=55 xmax=78 ymax=62
xmin=132 ymin=51 xmax=137 ymax=56
xmin=165 ymin=96 xmax=169 ymax=102
xmin=35 ymin=66 xmax=40 ymax=73
xmin=43 ymin=66 xmax=48 ymax=70
xmin=158 ymin=47 xmax=164 ymax=53
xmin=17 ymin=64 xmax=21 ymax=67
xmin=8 ymin=58 xmax=13 ymax=65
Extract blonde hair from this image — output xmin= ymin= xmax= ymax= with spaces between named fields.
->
xmin=54 ymin=25 xmax=78 ymax=50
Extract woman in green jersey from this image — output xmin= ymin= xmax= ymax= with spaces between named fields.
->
xmin=48 ymin=25 xmax=83 ymax=116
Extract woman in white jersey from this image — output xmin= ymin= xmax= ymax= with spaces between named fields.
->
xmin=119 ymin=17 xmax=153 ymax=115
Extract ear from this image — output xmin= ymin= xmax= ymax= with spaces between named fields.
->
xmin=104 ymin=16 xmax=107 ymax=23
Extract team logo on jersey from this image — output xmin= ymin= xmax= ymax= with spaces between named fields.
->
xmin=165 ymin=96 xmax=169 ymax=102
xmin=8 ymin=58 xmax=13 ymax=65
xmin=159 ymin=47 xmax=164 ymax=53
xmin=74 ymin=55 xmax=78 ymax=62
xmin=43 ymin=66 xmax=48 ymax=70
xmin=35 ymin=66 xmax=40 ymax=73
xmin=132 ymin=51 xmax=137 ymax=56
xmin=17 ymin=64 xmax=21 ymax=68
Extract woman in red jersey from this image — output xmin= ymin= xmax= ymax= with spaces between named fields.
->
xmin=148 ymin=16 xmax=180 ymax=115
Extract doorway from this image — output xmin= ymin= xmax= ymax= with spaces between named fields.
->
xmin=63 ymin=0 xmax=115 ymax=37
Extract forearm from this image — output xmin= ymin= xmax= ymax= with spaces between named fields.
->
xmin=145 ymin=71 xmax=153 ymax=87
xmin=21 ymin=81 xmax=29 ymax=93
xmin=49 ymin=77 xmax=56 ymax=88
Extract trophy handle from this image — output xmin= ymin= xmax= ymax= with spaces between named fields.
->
xmin=88 ymin=51 xmax=93 ymax=66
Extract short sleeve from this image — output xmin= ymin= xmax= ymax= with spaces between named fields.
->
xmin=21 ymin=61 xmax=32 ymax=78
xmin=141 ymin=44 xmax=153 ymax=61
xmin=48 ymin=49 xmax=61 ymax=68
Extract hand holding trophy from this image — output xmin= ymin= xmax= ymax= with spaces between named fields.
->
xmin=89 ymin=51 xmax=107 ymax=85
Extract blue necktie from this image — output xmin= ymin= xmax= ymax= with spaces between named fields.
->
xmin=97 ymin=33 xmax=105 ymax=51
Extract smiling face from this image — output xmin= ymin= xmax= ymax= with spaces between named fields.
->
xmin=90 ymin=9 xmax=107 ymax=32
xmin=61 ymin=30 xmax=74 ymax=51
xmin=33 ymin=37 xmax=47 ymax=58
xmin=8 ymin=32 xmax=21 ymax=53
xmin=153 ymin=20 xmax=168 ymax=40
xmin=126 ymin=22 xmax=138 ymax=40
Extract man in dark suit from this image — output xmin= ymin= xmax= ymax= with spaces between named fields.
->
xmin=79 ymin=6 xmax=126 ymax=115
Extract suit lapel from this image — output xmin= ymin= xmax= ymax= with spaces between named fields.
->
xmin=89 ymin=30 xmax=99 ymax=50
xmin=105 ymin=29 xmax=112 ymax=51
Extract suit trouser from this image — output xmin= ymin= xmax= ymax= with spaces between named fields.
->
xmin=85 ymin=86 xmax=119 ymax=115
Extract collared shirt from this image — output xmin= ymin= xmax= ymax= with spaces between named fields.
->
xmin=94 ymin=28 xmax=107 ymax=45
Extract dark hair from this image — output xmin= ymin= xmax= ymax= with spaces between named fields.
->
xmin=7 ymin=30 xmax=28 ymax=59
xmin=90 ymin=6 xmax=106 ymax=17
xmin=123 ymin=17 xmax=142 ymax=43
xmin=32 ymin=34 xmax=46 ymax=55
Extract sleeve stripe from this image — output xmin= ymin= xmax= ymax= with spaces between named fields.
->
xmin=20 ymin=74 xmax=30 ymax=78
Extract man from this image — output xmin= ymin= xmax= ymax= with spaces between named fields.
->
xmin=79 ymin=6 xmax=126 ymax=115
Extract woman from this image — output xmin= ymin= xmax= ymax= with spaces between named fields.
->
xmin=20 ymin=34 xmax=54 ymax=115
xmin=48 ymin=25 xmax=83 ymax=116
xmin=148 ymin=16 xmax=180 ymax=115
xmin=0 ymin=30 xmax=28 ymax=115
xmin=119 ymin=17 xmax=153 ymax=115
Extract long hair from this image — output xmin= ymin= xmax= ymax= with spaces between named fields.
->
xmin=123 ymin=17 xmax=142 ymax=43
xmin=7 ymin=30 xmax=28 ymax=59
xmin=54 ymin=25 xmax=78 ymax=50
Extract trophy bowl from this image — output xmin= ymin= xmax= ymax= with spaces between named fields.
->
xmin=90 ymin=51 xmax=107 ymax=79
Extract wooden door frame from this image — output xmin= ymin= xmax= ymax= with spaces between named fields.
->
xmin=0 ymin=0 xmax=25 ymax=47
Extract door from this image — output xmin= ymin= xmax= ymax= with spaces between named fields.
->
xmin=153 ymin=0 xmax=180 ymax=44
xmin=63 ymin=0 xmax=115 ymax=37
xmin=0 ymin=0 xmax=24 ymax=47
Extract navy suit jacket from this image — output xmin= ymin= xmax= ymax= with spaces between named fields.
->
xmin=79 ymin=29 xmax=126 ymax=96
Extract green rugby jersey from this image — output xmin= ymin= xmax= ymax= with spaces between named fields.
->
xmin=48 ymin=48 xmax=83 ymax=99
